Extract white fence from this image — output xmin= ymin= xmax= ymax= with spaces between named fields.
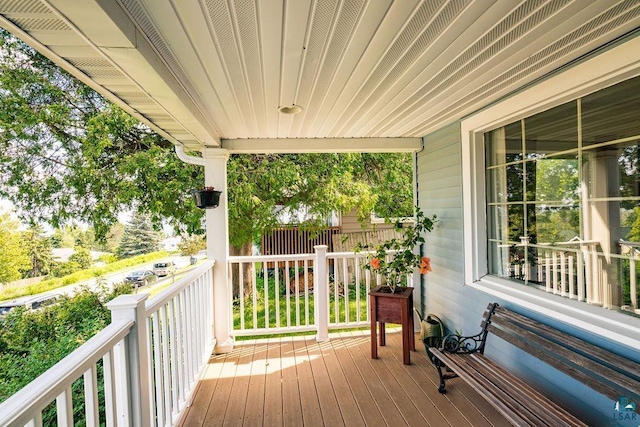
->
xmin=228 ymin=246 xmax=412 ymax=338
xmin=508 ymin=242 xmax=639 ymax=312
xmin=0 ymin=260 xmax=216 ymax=427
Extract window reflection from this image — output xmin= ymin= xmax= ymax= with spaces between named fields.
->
xmin=484 ymin=75 xmax=640 ymax=314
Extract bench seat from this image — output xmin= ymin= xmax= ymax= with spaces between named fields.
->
xmin=429 ymin=303 xmax=640 ymax=426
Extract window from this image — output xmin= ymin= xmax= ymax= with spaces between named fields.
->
xmin=483 ymin=75 xmax=640 ymax=316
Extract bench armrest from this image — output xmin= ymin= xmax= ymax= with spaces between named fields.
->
xmin=441 ymin=332 xmax=486 ymax=354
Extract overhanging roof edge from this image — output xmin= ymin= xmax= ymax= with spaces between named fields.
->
xmin=220 ymin=138 xmax=422 ymax=153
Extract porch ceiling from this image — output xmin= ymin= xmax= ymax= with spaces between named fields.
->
xmin=0 ymin=0 xmax=639 ymax=151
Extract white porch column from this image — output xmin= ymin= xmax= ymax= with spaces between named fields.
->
xmin=203 ymin=148 xmax=233 ymax=354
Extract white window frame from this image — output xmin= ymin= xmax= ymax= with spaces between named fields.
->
xmin=461 ymin=35 xmax=640 ymax=349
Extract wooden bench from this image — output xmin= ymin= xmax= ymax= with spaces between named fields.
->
xmin=429 ymin=303 xmax=640 ymax=427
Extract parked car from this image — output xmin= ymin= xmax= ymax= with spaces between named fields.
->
xmin=124 ymin=270 xmax=157 ymax=287
xmin=0 ymin=294 xmax=59 ymax=315
xmin=153 ymin=262 xmax=177 ymax=277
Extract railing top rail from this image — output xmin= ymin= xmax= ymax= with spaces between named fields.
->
xmin=229 ymin=254 xmax=315 ymax=263
xmin=145 ymin=259 xmax=215 ymax=316
xmin=0 ymin=319 xmax=134 ymax=426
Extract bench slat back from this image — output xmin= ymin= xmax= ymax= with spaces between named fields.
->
xmin=486 ymin=306 xmax=640 ymax=403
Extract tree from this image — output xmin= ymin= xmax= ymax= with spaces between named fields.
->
xmin=116 ymin=214 xmax=161 ymax=258
xmin=178 ymin=234 xmax=206 ymax=256
xmin=68 ymin=246 xmax=92 ymax=269
xmin=0 ymin=30 xmax=203 ymax=241
xmin=0 ymin=213 xmax=30 ymax=284
xmin=0 ymin=31 xmax=414 ymax=275
xmin=20 ymin=225 xmax=53 ymax=278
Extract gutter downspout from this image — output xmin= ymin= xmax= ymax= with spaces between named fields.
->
xmin=175 ymin=145 xmax=205 ymax=166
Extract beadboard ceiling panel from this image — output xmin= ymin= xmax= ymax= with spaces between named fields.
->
xmin=0 ymin=0 xmax=638 ymax=151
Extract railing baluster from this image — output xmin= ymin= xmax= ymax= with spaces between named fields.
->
xmin=265 ymin=263 xmax=270 ymax=330
xmin=295 ymin=260 xmax=300 ymax=327
xmin=343 ymin=258 xmax=349 ymax=324
xmin=285 ymin=260 xmax=291 ymax=328
xmin=83 ymin=365 xmax=99 ymax=427
xmin=239 ymin=261 xmax=245 ymax=330
xmin=160 ymin=306 xmax=172 ymax=424
xmin=102 ymin=349 xmax=117 ymax=426
xmin=56 ymin=387 xmax=73 ymax=426
xmin=568 ymin=255 xmax=575 ymax=299
xmin=275 ymin=265 xmax=280 ymax=328
xmin=545 ymin=253 xmax=551 ymax=293
xmin=152 ymin=313 xmax=165 ymax=427
xmin=355 ymin=256 xmax=361 ymax=323
xmin=252 ymin=262 xmax=258 ymax=330
xmin=304 ymin=259 xmax=310 ymax=326
xmin=169 ymin=298 xmax=180 ymax=413
xmin=560 ymin=252 xmax=566 ymax=297
xmin=333 ymin=259 xmax=339 ymax=325
xmin=632 ymin=257 xmax=638 ymax=309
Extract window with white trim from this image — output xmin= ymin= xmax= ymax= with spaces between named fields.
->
xmin=485 ymin=75 xmax=640 ymax=317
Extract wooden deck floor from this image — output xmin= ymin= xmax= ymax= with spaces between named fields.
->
xmin=180 ymin=330 xmax=511 ymax=427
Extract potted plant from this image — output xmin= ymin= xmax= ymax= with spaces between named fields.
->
xmin=355 ymin=207 xmax=436 ymax=293
xmin=193 ymin=186 xmax=222 ymax=209
xmin=356 ymin=208 xmax=436 ymax=364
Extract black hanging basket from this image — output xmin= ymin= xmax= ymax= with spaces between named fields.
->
xmin=193 ymin=189 xmax=222 ymax=209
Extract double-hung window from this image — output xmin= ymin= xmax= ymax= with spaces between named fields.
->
xmin=485 ymin=76 xmax=640 ymax=315
xmin=461 ymin=37 xmax=640 ymax=340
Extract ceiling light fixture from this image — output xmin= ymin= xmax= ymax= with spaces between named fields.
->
xmin=278 ymin=104 xmax=303 ymax=115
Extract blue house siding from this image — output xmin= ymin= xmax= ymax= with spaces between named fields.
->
xmin=417 ymin=122 xmax=639 ymax=425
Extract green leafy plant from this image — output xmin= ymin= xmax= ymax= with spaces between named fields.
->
xmin=355 ymin=208 xmax=437 ymax=293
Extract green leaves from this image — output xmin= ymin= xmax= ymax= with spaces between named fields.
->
xmin=0 ymin=30 xmax=415 ymax=254
xmin=355 ymin=208 xmax=436 ymax=292
xmin=0 ymin=214 xmax=30 ymax=283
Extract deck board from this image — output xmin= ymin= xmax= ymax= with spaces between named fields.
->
xmin=179 ymin=331 xmax=510 ymax=427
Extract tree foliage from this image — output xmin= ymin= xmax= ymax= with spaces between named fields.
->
xmin=178 ymin=234 xmax=206 ymax=256
xmin=0 ymin=30 xmax=414 ymax=256
xmin=227 ymin=152 xmax=413 ymax=249
xmin=116 ymin=213 xmax=161 ymax=258
xmin=20 ymin=225 xmax=53 ymax=278
xmin=0 ymin=213 xmax=30 ymax=284
xmin=0 ymin=30 xmax=203 ymax=240
xmin=68 ymin=246 xmax=92 ymax=269
xmin=0 ymin=284 xmax=133 ymax=421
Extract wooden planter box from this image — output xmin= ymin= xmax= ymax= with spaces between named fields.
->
xmin=369 ymin=285 xmax=415 ymax=365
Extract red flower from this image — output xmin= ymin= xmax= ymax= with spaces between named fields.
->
xmin=370 ymin=258 xmax=380 ymax=269
xmin=419 ymin=257 xmax=431 ymax=274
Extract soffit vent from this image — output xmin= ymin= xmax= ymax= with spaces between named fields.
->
xmin=232 ymin=0 xmax=263 ymax=131
xmin=0 ymin=0 xmax=49 ymax=14
xmin=204 ymin=0 xmax=253 ymax=134
xmin=68 ymin=58 xmax=115 ymax=68
xmin=373 ymin=0 xmax=572 ymax=135
xmin=8 ymin=17 xmax=69 ymax=31
xmin=83 ymin=68 xmax=125 ymax=78
xmin=297 ymin=0 xmax=365 ymax=130
xmin=120 ymin=0 xmax=199 ymax=106
xmin=407 ymin=0 xmax=640 ymax=136
xmin=295 ymin=0 xmax=340 ymax=113
xmin=335 ymin=0 xmax=469 ymax=134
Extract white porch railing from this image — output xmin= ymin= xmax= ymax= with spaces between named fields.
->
xmin=229 ymin=245 xmax=414 ymax=338
xmin=0 ymin=260 xmax=215 ymax=427
xmin=508 ymin=241 xmax=640 ymax=312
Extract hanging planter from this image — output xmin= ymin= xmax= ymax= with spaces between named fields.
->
xmin=193 ymin=186 xmax=222 ymax=209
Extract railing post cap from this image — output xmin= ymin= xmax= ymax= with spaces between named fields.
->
xmin=106 ymin=293 xmax=149 ymax=311
xmin=314 ymin=245 xmax=328 ymax=250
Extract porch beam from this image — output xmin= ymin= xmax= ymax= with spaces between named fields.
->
xmin=221 ymin=137 xmax=422 ymax=153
